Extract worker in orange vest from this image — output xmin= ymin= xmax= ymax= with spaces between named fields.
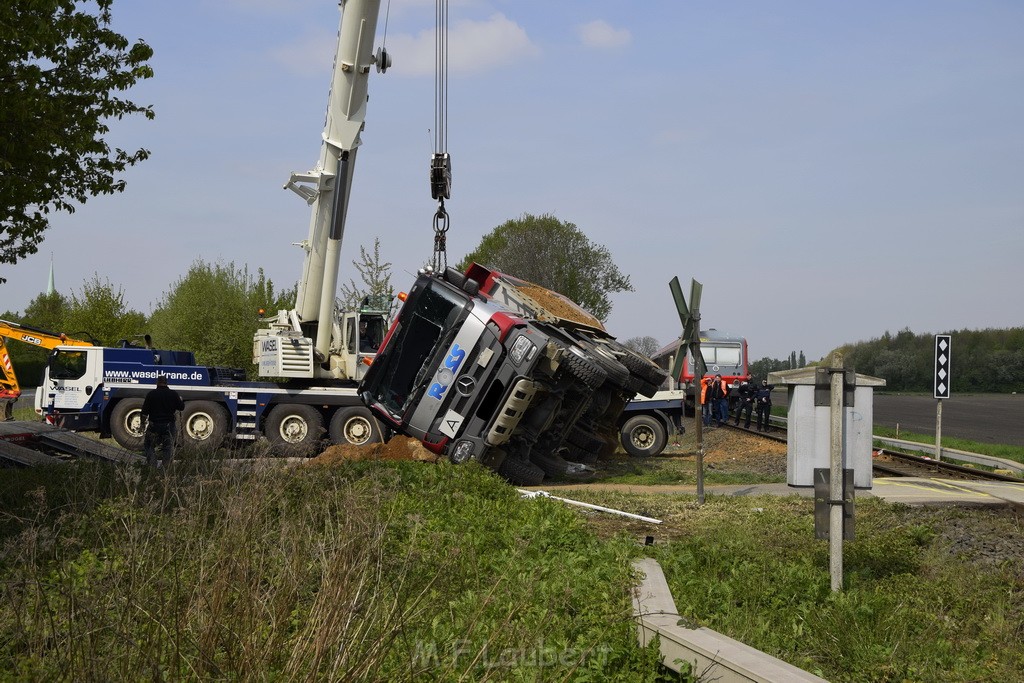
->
xmin=700 ymin=375 xmax=714 ymax=426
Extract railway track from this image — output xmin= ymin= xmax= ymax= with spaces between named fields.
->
xmin=724 ymin=422 xmax=1024 ymax=484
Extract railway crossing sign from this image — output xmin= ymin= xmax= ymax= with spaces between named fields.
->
xmin=934 ymin=335 xmax=952 ymax=399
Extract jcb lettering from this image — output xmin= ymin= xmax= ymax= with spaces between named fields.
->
xmin=20 ymin=334 xmax=43 ymax=346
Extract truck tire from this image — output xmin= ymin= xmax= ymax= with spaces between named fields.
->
xmin=329 ymin=407 xmax=381 ymax=447
xmin=497 ymin=455 xmax=545 ymax=486
xmin=567 ymin=425 xmax=605 ymax=453
xmin=266 ymin=404 xmax=324 ymax=457
xmin=181 ymin=401 xmax=228 ymax=452
xmin=627 ymin=375 xmax=663 ymax=399
xmin=616 ymin=347 xmax=669 ymax=387
xmin=578 ymin=341 xmax=630 ymax=388
xmin=563 ymin=442 xmax=598 ymax=464
xmin=620 ymin=414 xmax=667 ymax=457
xmin=562 ymin=346 xmax=606 ymax=390
xmin=111 ymin=398 xmax=146 ymax=451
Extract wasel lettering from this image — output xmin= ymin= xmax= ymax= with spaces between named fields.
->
xmin=261 ymin=339 xmax=278 ymax=353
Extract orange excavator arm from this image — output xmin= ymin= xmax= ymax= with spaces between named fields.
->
xmin=0 ymin=319 xmax=97 ymax=411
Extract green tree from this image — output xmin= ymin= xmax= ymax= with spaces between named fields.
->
xmin=1 ymin=291 xmax=71 ymax=388
xmin=337 ymin=237 xmax=394 ymax=311
xmin=18 ymin=290 xmax=69 ymax=332
xmin=62 ymin=275 xmax=144 ymax=345
xmin=0 ymin=0 xmax=154 ymax=279
xmin=458 ymin=213 xmax=633 ymax=322
xmin=622 ymin=335 xmax=660 ymax=358
xmin=148 ymin=261 xmax=294 ymax=374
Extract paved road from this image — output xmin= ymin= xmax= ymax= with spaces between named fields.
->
xmin=773 ymin=391 xmax=1024 ymax=447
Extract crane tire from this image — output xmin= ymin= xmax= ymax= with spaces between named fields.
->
xmin=266 ymin=404 xmax=324 ymax=457
xmin=110 ymin=398 xmax=146 ymax=451
xmin=620 ymin=414 xmax=667 ymax=458
xmin=181 ymin=401 xmax=228 ymax=452
xmin=329 ymin=406 xmax=382 ymax=447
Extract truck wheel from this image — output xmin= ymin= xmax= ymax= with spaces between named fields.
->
xmin=627 ymin=374 xmax=663 ymax=399
xmin=111 ymin=398 xmax=145 ymax=451
xmin=567 ymin=425 xmax=604 ymax=453
xmin=329 ymin=407 xmax=381 ymax=447
xmin=620 ymin=414 xmax=667 ymax=457
xmin=266 ymin=404 xmax=324 ymax=456
xmin=562 ymin=346 xmax=606 ymax=390
xmin=497 ymin=455 xmax=545 ymax=486
xmin=181 ymin=401 xmax=228 ymax=452
xmin=579 ymin=341 xmax=630 ymax=388
xmin=609 ymin=342 xmax=670 ymax=386
xmin=564 ymin=442 xmax=598 ymax=464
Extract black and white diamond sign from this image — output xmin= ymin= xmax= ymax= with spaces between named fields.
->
xmin=934 ymin=335 xmax=951 ymax=399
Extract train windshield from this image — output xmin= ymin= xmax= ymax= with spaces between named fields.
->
xmin=704 ymin=344 xmax=741 ymax=366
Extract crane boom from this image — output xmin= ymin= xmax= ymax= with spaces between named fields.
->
xmin=258 ymin=0 xmax=389 ymax=380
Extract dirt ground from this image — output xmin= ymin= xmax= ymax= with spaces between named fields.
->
xmin=594 ymin=425 xmax=790 ymax=481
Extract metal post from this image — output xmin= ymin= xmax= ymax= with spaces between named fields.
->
xmin=695 ymin=386 xmax=704 ymax=504
xmin=935 ymin=399 xmax=943 ymax=462
xmin=829 ymin=355 xmax=844 ymax=592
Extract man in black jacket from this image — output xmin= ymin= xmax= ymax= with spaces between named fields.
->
xmin=734 ymin=380 xmax=756 ymax=428
xmin=755 ymin=379 xmax=775 ymax=432
xmin=142 ymin=375 xmax=185 ymax=468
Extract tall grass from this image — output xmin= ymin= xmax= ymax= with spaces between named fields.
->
xmin=0 ymin=456 xmax=673 ymax=681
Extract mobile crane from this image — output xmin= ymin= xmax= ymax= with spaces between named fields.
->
xmin=0 ymin=320 xmax=95 ymax=420
xmin=35 ymin=1 xmax=393 ymax=455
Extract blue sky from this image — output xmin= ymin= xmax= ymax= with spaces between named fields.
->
xmin=4 ymin=0 xmax=1022 ymax=361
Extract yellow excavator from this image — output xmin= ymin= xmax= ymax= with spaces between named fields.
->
xmin=0 ymin=320 xmax=95 ymax=420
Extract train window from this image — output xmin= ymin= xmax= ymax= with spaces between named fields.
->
xmin=715 ymin=345 xmax=741 ymax=366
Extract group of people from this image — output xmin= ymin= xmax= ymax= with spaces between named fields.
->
xmin=701 ymin=374 xmax=774 ymax=432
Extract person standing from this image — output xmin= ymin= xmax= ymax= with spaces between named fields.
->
xmin=700 ymin=375 xmax=713 ymax=427
xmin=714 ymin=374 xmax=730 ymax=425
xmin=755 ymin=379 xmax=775 ymax=432
xmin=706 ymin=374 xmax=728 ymax=427
xmin=142 ymin=375 xmax=184 ymax=468
xmin=734 ymin=379 xmax=755 ymax=428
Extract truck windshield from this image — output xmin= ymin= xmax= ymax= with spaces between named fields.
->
xmin=361 ymin=279 xmax=468 ymax=415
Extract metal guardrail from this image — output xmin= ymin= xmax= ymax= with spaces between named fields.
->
xmin=762 ymin=415 xmax=1024 ymax=475
xmin=873 ymin=436 xmax=1024 ymax=475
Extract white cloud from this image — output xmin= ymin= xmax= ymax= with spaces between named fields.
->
xmin=576 ymin=20 xmax=631 ymax=49
xmin=385 ymin=13 xmax=540 ymax=77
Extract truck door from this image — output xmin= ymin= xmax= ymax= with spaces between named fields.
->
xmin=44 ymin=347 xmax=103 ymax=412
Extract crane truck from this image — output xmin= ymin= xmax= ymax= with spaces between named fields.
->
xmin=35 ymin=0 xmax=392 ymax=455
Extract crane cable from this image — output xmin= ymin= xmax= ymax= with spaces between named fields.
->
xmin=430 ymin=0 xmax=452 ymax=272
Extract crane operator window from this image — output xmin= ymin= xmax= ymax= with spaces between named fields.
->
xmin=50 ymin=350 xmax=88 ymax=381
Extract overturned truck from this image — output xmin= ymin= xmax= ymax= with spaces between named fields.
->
xmin=359 ymin=263 xmax=668 ymax=485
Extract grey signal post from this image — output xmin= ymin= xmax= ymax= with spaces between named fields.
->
xmin=670 ymin=277 xmax=705 ymax=503
xmin=934 ymin=335 xmax=951 ymax=461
